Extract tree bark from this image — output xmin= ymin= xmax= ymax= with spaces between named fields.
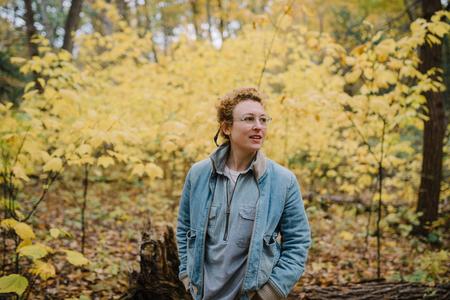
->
xmin=415 ymin=0 xmax=446 ymax=236
xmin=23 ymin=0 xmax=44 ymax=92
xmin=143 ymin=0 xmax=159 ymax=63
xmin=36 ymin=0 xmax=54 ymax=44
xmin=23 ymin=0 xmax=39 ymax=57
xmin=115 ymin=0 xmax=130 ymax=23
xmin=217 ymin=0 xmax=225 ymax=41
xmin=190 ymin=0 xmax=200 ymax=39
xmin=121 ymin=220 xmax=191 ymax=300
xmin=62 ymin=0 xmax=84 ymax=53
xmin=206 ymin=0 xmax=213 ymax=42
xmin=294 ymin=280 xmax=450 ymax=300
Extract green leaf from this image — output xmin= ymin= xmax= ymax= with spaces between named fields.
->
xmin=0 ymin=274 xmax=28 ymax=296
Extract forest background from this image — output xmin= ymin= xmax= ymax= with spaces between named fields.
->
xmin=0 ymin=0 xmax=449 ymax=299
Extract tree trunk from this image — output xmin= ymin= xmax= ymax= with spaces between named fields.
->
xmin=36 ymin=0 xmax=54 ymax=45
xmin=121 ymin=220 xmax=191 ymax=300
xmin=143 ymin=0 xmax=159 ymax=63
xmin=217 ymin=0 xmax=225 ymax=41
xmin=206 ymin=0 xmax=213 ymax=42
xmin=415 ymin=0 xmax=446 ymax=236
xmin=62 ymin=0 xmax=84 ymax=53
xmin=190 ymin=0 xmax=200 ymax=39
xmin=23 ymin=0 xmax=44 ymax=92
xmin=115 ymin=0 xmax=130 ymax=23
xmin=23 ymin=0 xmax=38 ymax=57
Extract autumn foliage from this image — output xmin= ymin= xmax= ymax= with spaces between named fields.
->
xmin=0 ymin=1 xmax=449 ymax=298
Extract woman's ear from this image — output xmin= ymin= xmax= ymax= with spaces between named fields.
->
xmin=222 ymin=122 xmax=231 ymax=137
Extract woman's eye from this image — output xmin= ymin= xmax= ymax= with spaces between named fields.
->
xmin=244 ymin=116 xmax=255 ymax=122
xmin=259 ymin=117 xmax=267 ymax=124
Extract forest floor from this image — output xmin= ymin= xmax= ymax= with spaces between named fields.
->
xmin=11 ymin=180 xmax=449 ymax=299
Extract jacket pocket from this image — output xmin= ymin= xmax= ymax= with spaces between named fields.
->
xmin=206 ymin=206 xmax=219 ymax=237
xmin=186 ymin=229 xmax=197 ymax=278
xmin=236 ymin=206 xmax=256 ymax=248
xmin=258 ymin=232 xmax=281 ymax=284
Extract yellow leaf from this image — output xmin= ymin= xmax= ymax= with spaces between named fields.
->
xmin=301 ymin=5 xmax=314 ymax=17
xmin=279 ymin=15 xmax=293 ymax=30
xmin=374 ymin=38 xmax=396 ymax=62
xmin=37 ymin=78 xmax=46 ymax=88
xmin=18 ymin=243 xmax=51 ymax=259
xmin=24 ymin=81 xmax=35 ymax=93
xmin=374 ymin=69 xmax=397 ymax=88
xmin=145 ymin=163 xmax=164 ymax=180
xmin=1 ymin=220 xmax=36 ymax=241
xmin=363 ymin=67 xmax=373 ymax=80
xmin=17 ymin=240 xmax=32 ymax=251
xmin=62 ymin=250 xmax=89 ymax=266
xmin=131 ymin=163 xmax=145 ymax=177
xmin=77 ymin=144 xmax=92 ymax=156
xmin=97 ymin=156 xmax=114 ymax=168
xmin=12 ymin=165 xmax=30 ymax=182
xmin=29 ymin=260 xmax=56 ymax=280
xmin=49 ymin=228 xmax=60 ymax=239
xmin=0 ymin=219 xmax=18 ymax=230
xmin=428 ymin=22 xmax=449 ymax=38
xmin=10 ymin=57 xmax=26 ymax=65
xmin=345 ymin=68 xmax=362 ymax=84
xmin=351 ymin=44 xmax=366 ymax=56
xmin=0 ymin=274 xmax=28 ymax=296
xmin=306 ymin=37 xmax=318 ymax=48
xmin=13 ymin=222 xmax=36 ymax=241
xmin=338 ymin=231 xmax=354 ymax=241
xmin=58 ymin=50 xmax=72 ymax=61
xmin=343 ymin=56 xmax=356 ymax=66
xmin=49 ymin=227 xmax=72 ymax=239
xmin=43 ymin=157 xmax=63 ymax=172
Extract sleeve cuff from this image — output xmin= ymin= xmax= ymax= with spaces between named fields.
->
xmin=257 ymin=282 xmax=284 ymax=300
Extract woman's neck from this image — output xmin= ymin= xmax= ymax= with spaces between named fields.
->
xmin=226 ymin=146 xmax=256 ymax=172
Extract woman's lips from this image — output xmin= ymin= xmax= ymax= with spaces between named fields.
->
xmin=250 ymin=135 xmax=262 ymax=142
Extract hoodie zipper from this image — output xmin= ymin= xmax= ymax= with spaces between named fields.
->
xmin=223 ymin=174 xmax=240 ymax=241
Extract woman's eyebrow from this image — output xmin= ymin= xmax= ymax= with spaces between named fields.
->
xmin=242 ymin=113 xmax=267 ymax=116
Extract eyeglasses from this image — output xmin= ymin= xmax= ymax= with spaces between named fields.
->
xmin=234 ymin=114 xmax=272 ymax=127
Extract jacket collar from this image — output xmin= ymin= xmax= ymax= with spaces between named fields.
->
xmin=209 ymin=141 xmax=267 ymax=181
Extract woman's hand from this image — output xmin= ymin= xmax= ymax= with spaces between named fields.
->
xmin=181 ymin=276 xmax=190 ymax=291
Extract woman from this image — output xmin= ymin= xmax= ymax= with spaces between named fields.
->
xmin=176 ymin=87 xmax=311 ymax=300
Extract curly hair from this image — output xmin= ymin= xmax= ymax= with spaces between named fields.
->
xmin=214 ymin=86 xmax=267 ymax=146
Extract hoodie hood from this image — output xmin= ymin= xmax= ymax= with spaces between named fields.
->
xmin=209 ymin=141 xmax=267 ymax=181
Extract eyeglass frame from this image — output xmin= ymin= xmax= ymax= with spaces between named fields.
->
xmin=232 ymin=114 xmax=272 ymax=127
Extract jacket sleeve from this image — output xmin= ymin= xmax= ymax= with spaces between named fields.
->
xmin=267 ymin=173 xmax=312 ymax=298
xmin=176 ymin=168 xmax=192 ymax=280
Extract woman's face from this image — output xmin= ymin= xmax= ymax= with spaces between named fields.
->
xmin=223 ymin=100 xmax=267 ymax=154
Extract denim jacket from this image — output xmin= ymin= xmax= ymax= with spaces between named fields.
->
xmin=176 ymin=144 xmax=311 ymax=299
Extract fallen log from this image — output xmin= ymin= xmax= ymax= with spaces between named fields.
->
xmin=293 ymin=280 xmax=450 ymax=300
